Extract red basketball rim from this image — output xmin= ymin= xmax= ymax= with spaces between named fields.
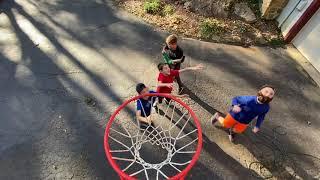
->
xmin=103 ymin=93 xmax=203 ymax=180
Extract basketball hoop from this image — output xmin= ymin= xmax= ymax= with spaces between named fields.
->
xmin=104 ymin=93 xmax=202 ymax=180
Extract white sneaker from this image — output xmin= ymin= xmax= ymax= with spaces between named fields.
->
xmin=210 ymin=112 xmax=219 ymax=125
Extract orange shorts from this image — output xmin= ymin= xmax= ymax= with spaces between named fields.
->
xmin=222 ymin=114 xmax=248 ymax=133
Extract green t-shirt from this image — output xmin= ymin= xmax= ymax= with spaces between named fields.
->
xmin=162 ymin=52 xmax=173 ymax=64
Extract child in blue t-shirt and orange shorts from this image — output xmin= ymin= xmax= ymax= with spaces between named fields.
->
xmin=211 ymin=85 xmax=275 ymax=142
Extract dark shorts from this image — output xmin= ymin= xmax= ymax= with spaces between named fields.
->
xmin=140 ymin=121 xmax=155 ymax=130
xmin=139 ymin=122 xmax=160 ymax=140
xmin=158 ymin=97 xmax=171 ymax=104
xmin=169 ymin=63 xmax=181 ymax=70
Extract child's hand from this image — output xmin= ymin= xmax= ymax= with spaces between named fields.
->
xmin=173 ymin=60 xmax=181 ymax=64
xmin=191 ymin=64 xmax=204 ymax=70
xmin=252 ymin=127 xmax=260 ymax=133
xmin=180 ymin=94 xmax=189 ymax=98
xmin=167 ymin=83 xmax=173 ymax=88
xmin=232 ymin=105 xmax=241 ymax=113
xmin=146 ymin=116 xmax=152 ymax=124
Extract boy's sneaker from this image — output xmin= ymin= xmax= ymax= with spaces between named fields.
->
xmin=210 ymin=112 xmax=219 ymax=125
xmin=178 ymin=86 xmax=184 ymax=94
xmin=152 ymin=99 xmax=158 ymax=107
xmin=228 ymin=129 xmax=236 ymax=142
xmin=180 ymin=56 xmax=185 ymax=63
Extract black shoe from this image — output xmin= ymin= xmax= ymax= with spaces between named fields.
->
xmin=140 ymin=122 xmax=155 ymax=132
xmin=178 ymin=86 xmax=184 ymax=94
xmin=228 ymin=129 xmax=236 ymax=142
xmin=180 ymin=56 xmax=185 ymax=63
xmin=210 ymin=112 xmax=219 ymax=125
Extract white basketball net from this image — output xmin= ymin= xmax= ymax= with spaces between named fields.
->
xmin=107 ymin=96 xmax=200 ymax=180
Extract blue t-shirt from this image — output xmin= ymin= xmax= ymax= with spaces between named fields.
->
xmin=229 ymin=96 xmax=270 ymax=128
xmin=137 ymin=91 xmax=156 ymax=117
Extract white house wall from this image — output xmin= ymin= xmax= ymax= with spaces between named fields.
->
xmin=292 ymin=8 xmax=320 ymax=72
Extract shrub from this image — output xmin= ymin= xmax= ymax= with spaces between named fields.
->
xmin=247 ymin=0 xmax=261 ymax=16
xmin=199 ymin=19 xmax=225 ymax=39
xmin=269 ymin=38 xmax=285 ymax=46
xmin=239 ymin=26 xmax=248 ymax=33
xmin=144 ymin=0 xmax=161 ymax=14
xmin=163 ymin=4 xmax=175 ymax=16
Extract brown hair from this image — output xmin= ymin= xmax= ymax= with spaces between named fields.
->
xmin=259 ymin=84 xmax=275 ymax=91
xmin=136 ymin=83 xmax=146 ymax=94
xmin=166 ymin=34 xmax=178 ymax=45
xmin=157 ymin=63 xmax=168 ymax=71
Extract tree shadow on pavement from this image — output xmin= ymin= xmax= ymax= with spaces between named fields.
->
xmin=0 ymin=1 xmax=132 ymax=179
xmin=2 ymin=0 xmax=319 ymax=179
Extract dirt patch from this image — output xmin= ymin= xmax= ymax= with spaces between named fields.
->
xmin=113 ymin=0 xmax=285 ymax=47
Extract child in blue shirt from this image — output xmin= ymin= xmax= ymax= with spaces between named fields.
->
xmin=211 ymin=85 xmax=275 ymax=142
xmin=136 ymin=83 xmax=157 ymax=130
xmin=135 ymin=83 xmax=189 ymax=130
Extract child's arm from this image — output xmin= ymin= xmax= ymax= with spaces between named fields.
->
xmin=162 ymin=52 xmax=173 ymax=64
xmin=172 ymin=56 xmax=185 ymax=64
xmin=253 ymin=107 xmax=270 ymax=133
xmin=136 ymin=110 xmax=152 ymax=124
xmin=253 ymin=113 xmax=267 ymax=133
xmin=161 ymin=93 xmax=188 ymax=98
xmin=179 ymin=64 xmax=204 ymax=73
xmin=231 ymin=96 xmax=251 ymax=113
xmin=174 ymin=94 xmax=189 ymax=98
xmin=172 ymin=59 xmax=181 ymax=63
xmin=231 ymin=96 xmax=249 ymax=106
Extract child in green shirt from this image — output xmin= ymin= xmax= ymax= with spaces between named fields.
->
xmin=162 ymin=34 xmax=185 ymax=93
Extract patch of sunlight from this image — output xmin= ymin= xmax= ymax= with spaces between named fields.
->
xmin=57 ymin=75 xmax=114 ymax=107
xmin=58 ymin=38 xmax=107 ymax=69
xmin=10 ymin=6 xmax=142 ymax=103
xmin=0 ymin=28 xmax=22 ymax=63
xmin=179 ymin=43 xmax=270 ymax=93
xmin=15 ymin=0 xmax=80 ymax=28
xmin=52 ymin=39 xmax=143 ymax=104
xmin=301 ymin=88 xmax=320 ymax=105
xmin=12 ymin=9 xmax=56 ymax=55
xmin=54 ymin=11 xmax=80 ymax=28
xmin=59 ymin=37 xmax=153 ymax=95
xmin=14 ymin=64 xmax=36 ymax=87
xmin=0 ymin=13 xmax=12 ymax=28
xmin=57 ymin=72 xmax=131 ymax=113
xmin=15 ymin=0 xmax=39 ymax=16
xmin=16 ymin=0 xmax=59 ymax=10
xmin=285 ymin=46 xmax=320 ymax=86
xmin=102 ymin=47 xmax=156 ymax=72
xmin=107 ymin=22 xmax=142 ymax=44
xmin=100 ymin=47 xmax=159 ymax=88
xmin=227 ymin=46 xmax=274 ymax=76
xmin=10 ymin=8 xmax=80 ymax=71
xmin=10 ymin=7 xmax=136 ymax=104
xmin=13 ymin=0 xmax=154 ymax=96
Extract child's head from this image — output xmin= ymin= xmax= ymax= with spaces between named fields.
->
xmin=257 ymin=84 xmax=275 ymax=104
xmin=136 ymin=83 xmax=149 ymax=100
xmin=158 ymin=63 xmax=170 ymax=75
xmin=166 ymin=34 xmax=178 ymax=50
